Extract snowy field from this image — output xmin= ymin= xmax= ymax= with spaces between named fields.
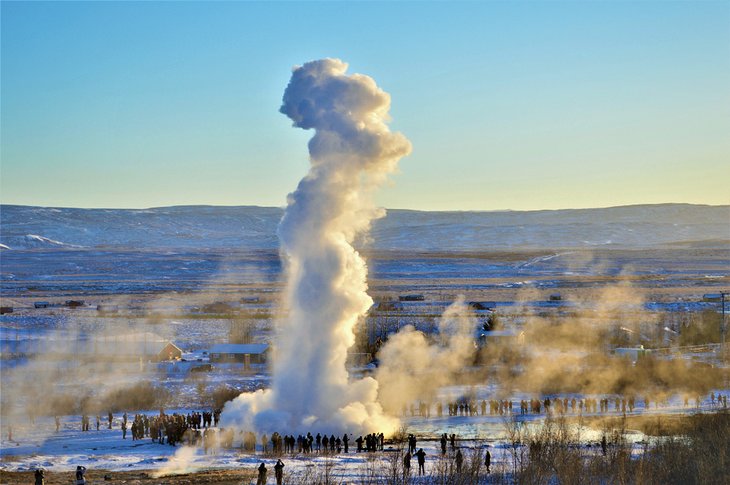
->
xmin=2 ymin=392 xmax=727 ymax=475
xmin=1 ymin=205 xmax=729 ymax=482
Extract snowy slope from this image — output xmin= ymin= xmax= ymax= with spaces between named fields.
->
xmin=1 ymin=204 xmax=728 ymax=251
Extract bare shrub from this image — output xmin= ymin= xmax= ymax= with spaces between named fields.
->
xmin=93 ymin=381 xmax=169 ymax=413
xmin=209 ymin=384 xmax=241 ymax=410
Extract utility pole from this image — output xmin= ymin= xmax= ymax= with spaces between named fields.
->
xmin=721 ymin=292 xmax=728 ymax=360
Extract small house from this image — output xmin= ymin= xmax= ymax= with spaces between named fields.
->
xmin=0 ymin=306 xmax=13 ymax=314
xmin=373 ymin=301 xmax=401 ymax=312
xmin=209 ymin=343 xmax=269 ymax=367
xmin=399 ymin=294 xmax=425 ymax=302
xmin=34 ymin=301 xmax=50 ymax=309
xmin=613 ymin=346 xmax=651 ymax=362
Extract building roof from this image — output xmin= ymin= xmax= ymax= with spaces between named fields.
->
xmin=209 ymin=343 xmax=269 ymax=355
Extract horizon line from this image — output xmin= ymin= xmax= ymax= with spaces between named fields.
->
xmin=1 ymin=201 xmax=728 ymax=214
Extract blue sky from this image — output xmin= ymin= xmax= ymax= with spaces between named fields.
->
xmin=2 ymin=1 xmax=729 ymax=210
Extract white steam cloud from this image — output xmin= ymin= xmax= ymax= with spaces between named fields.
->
xmin=375 ymin=296 xmax=478 ymax=414
xmin=221 ymin=58 xmax=411 ymax=435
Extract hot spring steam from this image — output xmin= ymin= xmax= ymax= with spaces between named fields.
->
xmin=221 ymin=59 xmax=412 ymax=434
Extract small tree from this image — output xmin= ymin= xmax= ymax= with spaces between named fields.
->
xmin=679 ymin=310 xmax=721 ymax=346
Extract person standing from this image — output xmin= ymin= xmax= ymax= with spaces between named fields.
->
xmin=403 ymin=450 xmax=411 ymax=478
xmin=34 ymin=468 xmax=44 ymax=485
xmin=415 ymin=448 xmax=426 ymax=475
xmin=485 ymin=449 xmax=491 ymax=473
xmin=256 ymin=462 xmax=267 ymax=485
xmin=274 ymin=459 xmax=284 ymax=485
xmin=455 ymin=449 xmax=463 ymax=473
xmin=75 ymin=466 xmax=87 ymax=485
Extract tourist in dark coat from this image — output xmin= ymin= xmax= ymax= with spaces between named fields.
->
xmin=75 ymin=466 xmax=87 ymax=485
xmin=274 ymin=459 xmax=284 ymax=485
xmin=415 ymin=448 xmax=426 ymax=475
xmin=256 ymin=462 xmax=267 ymax=485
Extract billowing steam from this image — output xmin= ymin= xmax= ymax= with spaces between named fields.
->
xmin=221 ymin=58 xmax=411 ymax=434
xmin=375 ymin=296 xmax=478 ymax=414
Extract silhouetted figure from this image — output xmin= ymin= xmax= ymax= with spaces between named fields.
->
xmin=440 ymin=434 xmax=447 ymax=455
xmin=274 ymin=459 xmax=284 ymax=485
xmin=601 ymin=435 xmax=607 ymax=456
xmin=256 ymin=462 xmax=267 ymax=485
xmin=408 ymin=434 xmax=417 ymax=454
xmin=485 ymin=449 xmax=491 ymax=473
xmin=403 ymin=450 xmax=411 ymax=477
xmin=34 ymin=468 xmax=44 ymax=485
xmin=415 ymin=448 xmax=426 ymax=475
xmin=343 ymin=434 xmax=349 ymax=453
xmin=455 ymin=449 xmax=463 ymax=473
xmin=75 ymin=465 xmax=87 ymax=485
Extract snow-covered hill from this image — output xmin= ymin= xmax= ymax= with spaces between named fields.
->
xmin=0 ymin=204 xmax=728 ymax=251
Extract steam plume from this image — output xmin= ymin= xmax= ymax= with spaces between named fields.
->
xmin=375 ymin=296 xmax=478 ymax=414
xmin=222 ymin=58 xmax=411 ymax=434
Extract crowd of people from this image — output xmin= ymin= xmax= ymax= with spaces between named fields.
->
xmin=404 ymin=391 xmax=728 ymax=419
xmin=24 ymin=389 xmax=725 ymax=484
xmin=22 ymin=390 xmax=723 ymax=449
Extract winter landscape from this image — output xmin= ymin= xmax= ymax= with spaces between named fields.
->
xmin=2 ymin=2 xmax=730 ymax=484
xmin=1 ymin=200 xmax=729 ymax=484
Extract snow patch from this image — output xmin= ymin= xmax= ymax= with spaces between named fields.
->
xmin=22 ymin=234 xmax=82 ymax=249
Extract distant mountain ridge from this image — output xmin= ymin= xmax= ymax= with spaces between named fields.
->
xmin=1 ymin=203 xmax=728 ymax=251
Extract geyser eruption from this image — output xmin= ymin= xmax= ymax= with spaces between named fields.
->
xmin=222 ymin=58 xmax=411 ymax=434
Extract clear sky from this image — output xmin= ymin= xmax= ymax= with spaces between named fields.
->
xmin=2 ymin=1 xmax=729 ymax=211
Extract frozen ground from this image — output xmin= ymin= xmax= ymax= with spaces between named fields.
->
xmin=1 ymin=390 xmax=727 ymax=476
xmin=1 ymin=204 xmax=729 ymax=481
